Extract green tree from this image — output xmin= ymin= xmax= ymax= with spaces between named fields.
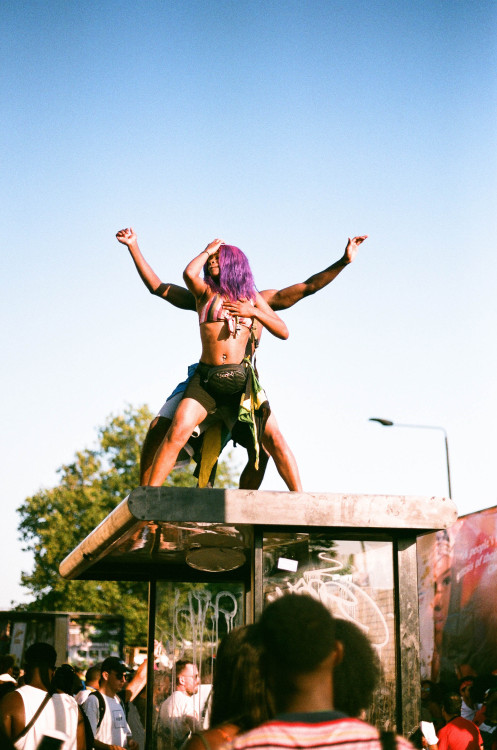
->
xmin=16 ymin=405 xmax=239 ymax=644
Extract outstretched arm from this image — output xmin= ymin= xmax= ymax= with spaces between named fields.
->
xmin=124 ymin=658 xmax=147 ymax=703
xmin=223 ymin=293 xmax=289 ymax=340
xmin=116 ymin=227 xmax=196 ymax=311
xmin=253 ymin=292 xmax=289 ymax=339
xmin=261 ymin=235 xmax=368 ymax=311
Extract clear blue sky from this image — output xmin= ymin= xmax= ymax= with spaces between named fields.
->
xmin=2 ymin=0 xmax=496 ymax=607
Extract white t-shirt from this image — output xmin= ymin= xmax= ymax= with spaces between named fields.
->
xmin=158 ymin=691 xmax=198 ymax=747
xmin=75 ymin=686 xmax=97 ymax=705
xmin=14 ymin=684 xmax=78 ymax=750
xmin=83 ymin=690 xmax=132 ymax=747
xmin=461 ymin=699 xmax=477 ymax=721
xmin=0 ymin=673 xmax=17 ymax=683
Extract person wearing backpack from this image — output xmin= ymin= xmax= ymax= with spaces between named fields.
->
xmin=76 ymin=665 xmax=102 ymax=706
xmin=82 ymin=658 xmax=138 ymax=750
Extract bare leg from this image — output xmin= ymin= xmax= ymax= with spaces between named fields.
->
xmin=261 ymin=413 xmax=302 ymax=491
xmin=238 ymin=413 xmax=302 ymax=491
xmin=140 ymin=416 xmax=171 ymax=485
xmin=239 ymin=448 xmax=270 ymax=489
xmin=148 ymin=398 xmax=208 ymax=486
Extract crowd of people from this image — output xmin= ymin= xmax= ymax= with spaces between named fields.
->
xmin=1 ymin=595 xmax=495 ymax=750
xmin=0 ymin=645 xmax=146 ymax=750
xmin=420 ymin=675 xmax=497 ymax=750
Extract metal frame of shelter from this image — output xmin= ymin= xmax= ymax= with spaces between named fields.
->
xmin=60 ymin=487 xmax=457 ymax=745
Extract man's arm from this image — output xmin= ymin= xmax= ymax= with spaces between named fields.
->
xmin=0 ymin=691 xmax=24 ymax=740
xmin=261 ymin=235 xmax=368 ymax=311
xmin=76 ymin=706 xmax=87 ymax=750
xmin=116 ymin=227 xmax=196 ymax=311
xmin=124 ymin=659 xmax=147 ymax=703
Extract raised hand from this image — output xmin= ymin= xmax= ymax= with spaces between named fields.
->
xmin=116 ymin=227 xmax=137 ymax=247
xmin=343 ymin=235 xmax=368 ymax=264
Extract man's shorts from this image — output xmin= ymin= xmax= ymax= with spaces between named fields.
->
xmin=157 ymin=363 xmax=197 ymax=416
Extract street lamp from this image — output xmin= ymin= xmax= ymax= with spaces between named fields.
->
xmin=369 ymin=417 xmax=452 ymax=498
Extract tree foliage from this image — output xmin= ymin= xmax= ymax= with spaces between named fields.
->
xmin=16 ymin=405 xmax=239 ymax=644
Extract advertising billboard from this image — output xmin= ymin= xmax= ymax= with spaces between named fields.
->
xmin=418 ymin=506 xmax=497 ymax=685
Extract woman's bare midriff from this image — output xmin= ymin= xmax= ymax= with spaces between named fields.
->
xmin=199 ymin=321 xmax=250 ymax=365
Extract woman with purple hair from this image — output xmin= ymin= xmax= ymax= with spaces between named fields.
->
xmin=147 ymin=238 xmax=288 ymax=487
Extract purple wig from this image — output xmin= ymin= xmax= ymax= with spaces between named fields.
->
xmin=204 ymin=244 xmax=257 ymax=302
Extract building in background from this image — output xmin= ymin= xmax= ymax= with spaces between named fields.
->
xmin=0 ymin=611 xmax=125 ymax=669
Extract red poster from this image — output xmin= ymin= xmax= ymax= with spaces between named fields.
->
xmin=418 ymin=506 xmax=497 ymax=684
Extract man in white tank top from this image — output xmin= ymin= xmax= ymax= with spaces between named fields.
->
xmin=0 ymin=642 xmax=85 ymax=750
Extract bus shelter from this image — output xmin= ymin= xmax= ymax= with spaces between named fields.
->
xmin=60 ymin=487 xmax=457 ymax=746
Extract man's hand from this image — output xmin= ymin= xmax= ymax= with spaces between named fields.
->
xmin=116 ymin=227 xmax=138 ymax=248
xmin=342 ymin=235 xmax=368 ymax=264
xmin=127 ymin=739 xmax=139 ymax=750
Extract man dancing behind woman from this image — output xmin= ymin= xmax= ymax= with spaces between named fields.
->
xmin=117 ymin=228 xmax=368 ymax=491
xmin=147 ymin=239 xmax=288 ymax=487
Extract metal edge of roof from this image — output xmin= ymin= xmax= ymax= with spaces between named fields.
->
xmin=59 ymin=495 xmax=138 ymax=580
xmin=127 ymin=486 xmax=458 ymax=529
xmin=58 ymin=488 xmax=458 ymax=581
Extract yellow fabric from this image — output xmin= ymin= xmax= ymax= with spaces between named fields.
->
xmin=237 ymin=359 xmax=268 ymax=470
xmin=198 ymin=422 xmax=223 ymax=487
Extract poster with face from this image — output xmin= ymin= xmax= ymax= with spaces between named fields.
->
xmin=417 ymin=506 xmax=497 ymax=685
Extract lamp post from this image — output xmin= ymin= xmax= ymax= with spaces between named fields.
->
xmin=369 ymin=417 xmax=452 ymax=499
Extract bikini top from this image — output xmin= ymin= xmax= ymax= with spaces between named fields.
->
xmin=198 ymin=293 xmax=254 ymax=337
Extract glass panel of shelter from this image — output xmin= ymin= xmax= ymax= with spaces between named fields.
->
xmin=149 ymin=530 xmax=397 ymax=747
xmin=152 ymin=581 xmax=245 ymax=750
xmin=262 ymin=533 xmax=396 ymax=728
